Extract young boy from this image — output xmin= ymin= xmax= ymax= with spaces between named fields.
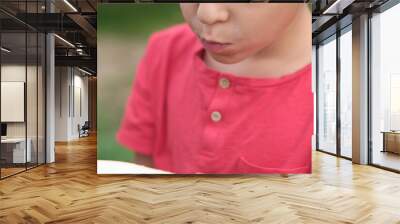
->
xmin=116 ymin=3 xmax=313 ymax=174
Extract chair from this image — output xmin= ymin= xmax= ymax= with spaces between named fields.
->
xmin=78 ymin=121 xmax=90 ymax=138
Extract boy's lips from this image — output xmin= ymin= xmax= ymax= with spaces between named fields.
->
xmin=200 ymin=38 xmax=232 ymax=53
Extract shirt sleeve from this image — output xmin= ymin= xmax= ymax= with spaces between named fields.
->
xmin=115 ymin=34 xmax=159 ymax=156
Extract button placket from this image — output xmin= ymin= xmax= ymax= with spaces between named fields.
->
xmin=206 ymin=76 xmax=230 ymax=123
xmin=208 ymin=76 xmax=231 ymax=123
xmin=199 ymin=74 xmax=233 ymax=167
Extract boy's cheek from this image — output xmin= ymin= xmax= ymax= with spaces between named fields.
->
xmin=180 ymin=4 xmax=197 ymax=23
xmin=181 ymin=18 xmax=200 ymax=34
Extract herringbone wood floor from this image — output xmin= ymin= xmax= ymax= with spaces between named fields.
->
xmin=1 ymin=134 xmax=400 ymax=224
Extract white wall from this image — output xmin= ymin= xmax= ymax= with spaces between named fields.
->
xmin=55 ymin=66 xmax=70 ymax=141
xmin=1 ymin=63 xmax=46 ymax=164
xmin=1 ymin=65 xmax=26 ymax=140
xmin=70 ymin=72 xmax=89 ymax=139
xmin=1 ymin=65 xmax=37 ymax=138
xmin=312 ymin=45 xmax=317 ymax=151
xmin=54 ymin=67 xmax=89 ymax=141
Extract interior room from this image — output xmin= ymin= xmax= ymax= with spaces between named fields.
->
xmin=0 ymin=0 xmax=97 ymax=179
xmin=314 ymin=0 xmax=400 ymax=172
xmin=0 ymin=0 xmax=399 ymax=223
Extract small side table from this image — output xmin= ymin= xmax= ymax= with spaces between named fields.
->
xmin=381 ymin=131 xmax=400 ymax=154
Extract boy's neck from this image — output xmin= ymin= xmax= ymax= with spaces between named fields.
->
xmin=204 ymin=6 xmax=311 ymax=78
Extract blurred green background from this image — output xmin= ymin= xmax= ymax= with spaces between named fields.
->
xmin=97 ymin=4 xmax=183 ymax=162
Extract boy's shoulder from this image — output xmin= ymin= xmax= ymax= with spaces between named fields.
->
xmin=146 ymin=23 xmax=199 ymax=57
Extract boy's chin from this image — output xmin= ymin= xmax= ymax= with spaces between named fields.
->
xmin=210 ymin=52 xmax=244 ymax=65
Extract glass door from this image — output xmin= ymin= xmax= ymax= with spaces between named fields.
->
xmin=0 ymin=0 xmax=47 ymax=179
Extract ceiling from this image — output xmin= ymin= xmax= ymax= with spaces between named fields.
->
xmin=312 ymin=0 xmax=392 ymax=44
xmin=0 ymin=0 xmax=97 ymax=74
xmin=1 ymin=0 xmax=398 ymax=74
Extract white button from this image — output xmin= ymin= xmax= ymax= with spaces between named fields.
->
xmin=219 ymin=77 xmax=230 ymax=89
xmin=210 ymin=111 xmax=222 ymax=122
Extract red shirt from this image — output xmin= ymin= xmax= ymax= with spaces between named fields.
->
xmin=116 ymin=23 xmax=313 ymax=174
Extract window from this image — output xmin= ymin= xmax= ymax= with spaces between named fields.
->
xmin=371 ymin=2 xmax=400 ymax=171
xmin=339 ymin=28 xmax=352 ymax=158
xmin=317 ymin=36 xmax=337 ymax=154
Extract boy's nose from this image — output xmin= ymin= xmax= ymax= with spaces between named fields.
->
xmin=197 ymin=3 xmax=229 ymax=26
